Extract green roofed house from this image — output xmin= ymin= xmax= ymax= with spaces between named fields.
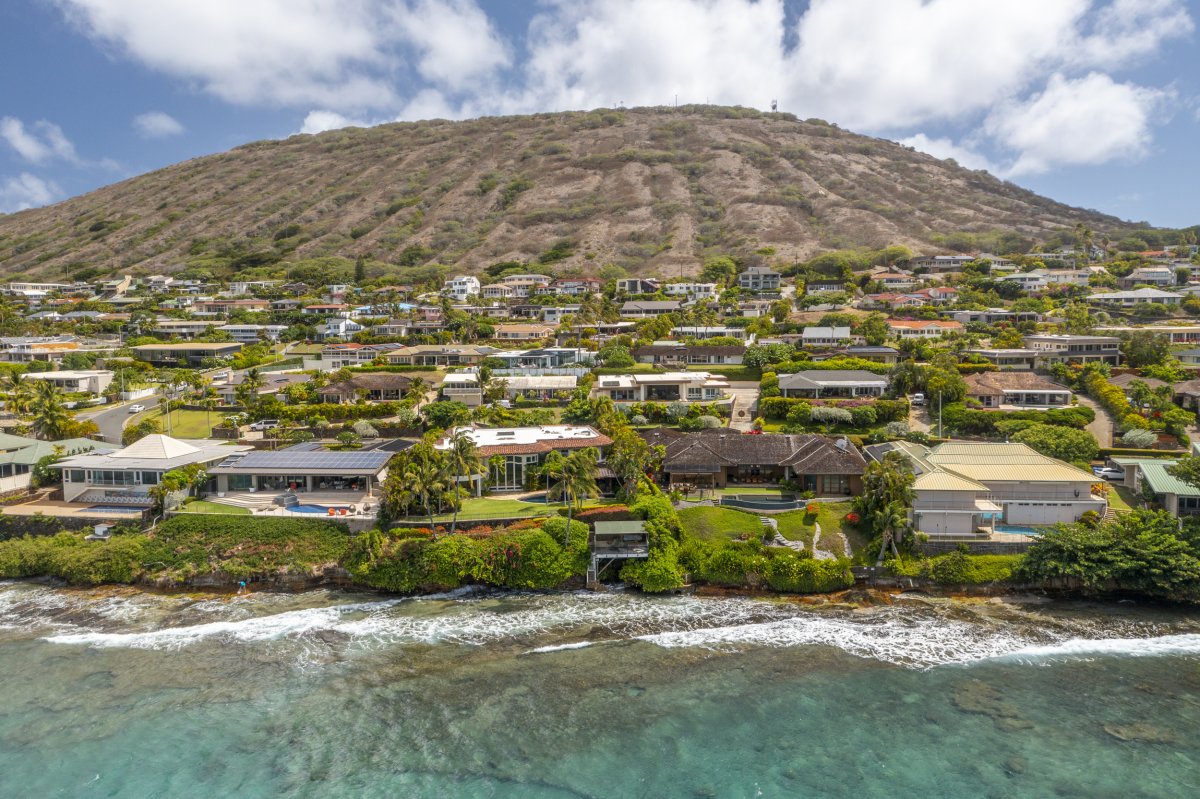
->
xmin=1110 ymin=455 xmax=1200 ymax=517
xmin=0 ymin=433 xmax=114 ymax=493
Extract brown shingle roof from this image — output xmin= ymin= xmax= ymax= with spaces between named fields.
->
xmin=964 ymin=371 xmax=1070 ymax=394
xmin=661 ymin=430 xmax=865 ymax=474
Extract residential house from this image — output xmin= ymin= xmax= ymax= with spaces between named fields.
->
xmin=502 ymin=375 xmax=578 ymax=400
xmin=632 ymin=343 xmax=745 ymax=367
xmin=1110 ymin=455 xmax=1200 ymax=517
xmin=490 ymin=347 xmax=589 ymax=370
xmin=491 ymin=323 xmax=556 ymax=342
xmin=1087 ymin=288 xmax=1183 ymax=307
xmin=869 ymin=440 xmax=1106 ymax=536
xmin=540 ymin=305 xmax=581 ymax=325
xmin=385 ymin=344 xmax=497 ymax=367
xmin=217 ymin=324 xmax=288 ymax=344
xmin=213 ymin=372 xmax=311 ymax=405
xmin=963 ymin=348 xmax=1040 ymax=371
xmin=805 ymin=280 xmax=845 ymax=294
xmin=317 ymin=318 xmax=364 ymax=340
xmin=131 ymin=342 xmax=243 ymax=367
xmin=963 ymin=372 xmax=1072 ymax=409
xmin=435 ymin=425 xmax=612 ymax=492
xmin=151 ymin=319 xmax=219 ymax=339
xmin=947 ymin=308 xmax=1042 ymax=325
xmin=616 ymin=278 xmax=661 ymax=294
xmin=1095 ymin=325 xmax=1200 ymax=345
xmin=590 ymin=372 xmax=729 ymax=403
xmin=777 ymin=370 xmax=889 ymax=398
xmin=54 ymin=434 xmax=252 ymax=508
xmin=206 ymin=444 xmax=392 ymax=496
xmin=887 ymin=320 xmax=964 ymax=339
xmin=911 ymin=255 xmax=974 ymax=273
xmin=0 ymin=336 xmax=80 ymax=364
xmin=656 ymin=429 xmax=866 ymax=492
xmin=0 ymin=433 xmax=113 ymax=493
xmin=442 ymin=275 xmax=481 ymax=301
xmin=481 ymin=284 xmax=515 ymax=300
xmin=553 ymin=278 xmax=602 ymax=296
xmin=662 ymin=282 xmax=720 ymax=301
xmin=800 ymin=326 xmax=853 ymax=349
xmin=193 ymin=298 xmax=270 ymax=315
xmin=1118 ymin=266 xmax=1178 ymax=289
xmin=22 ymin=370 xmax=113 ymax=395
xmin=873 ymin=273 xmax=918 ymax=290
xmin=620 ymin=300 xmax=682 ymax=318
xmin=671 ymin=325 xmax=750 ymax=341
xmin=738 ymin=266 xmax=781 ymax=292
xmin=317 ymin=373 xmax=413 ymax=405
xmin=810 ymin=345 xmax=900 ymax=365
xmin=1023 ymin=334 xmax=1121 ymax=365
xmin=1176 ymin=348 xmax=1200 ymax=366
xmin=439 ymin=373 xmax=482 ymax=406
xmin=303 ymin=303 xmax=352 ymax=317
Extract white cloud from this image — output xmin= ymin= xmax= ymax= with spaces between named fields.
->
xmin=391 ymin=0 xmax=509 ymax=89
xmin=1073 ymin=0 xmax=1195 ymax=68
xmin=53 ymin=0 xmax=508 ymax=111
xmin=899 ymin=134 xmax=996 ymax=173
xmin=984 ymin=72 xmax=1168 ymax=175
xmin=0 ymin=173 xmax=61 ymax=213
xmin=133 ymin=111 xmax=184 ymax=138
xmin=299 ymin=110 xmax=371 ymax=135
xmin=0 ymin=118 xmax=80 ymax=164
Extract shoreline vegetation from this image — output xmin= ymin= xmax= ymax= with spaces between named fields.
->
xmin=0 ymin=500 xmax=1197 ymax=605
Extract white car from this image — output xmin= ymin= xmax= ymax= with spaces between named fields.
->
xmin=128 ymin=404 xmax=145 ymax=413
xmin=1092 ymin=466 xmax=1125 ymax=481
xmin=910 ymin=393 xmax=926 ymax=406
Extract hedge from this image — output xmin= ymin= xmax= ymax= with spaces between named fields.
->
xmin=276 ymin=402 xmax=407 ymax=422
xmin=1082 ymin=371 xmax=1141 ymax=433
xmin=760 ymin=396 xmax=908 ymax=422
xmin=771 ymin=358 xmax=891 ymax=375
xmin=940 ymin=403 xmax=1093 ymax=435
xmin=1098 ymin=447 xmax=1185 ymax=459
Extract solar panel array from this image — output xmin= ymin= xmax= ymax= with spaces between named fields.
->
xmin=230 ymin=451 xmax=393 ymax=470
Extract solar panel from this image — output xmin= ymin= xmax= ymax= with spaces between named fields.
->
xmin=228 ymin=451 xmax=393 ymax=470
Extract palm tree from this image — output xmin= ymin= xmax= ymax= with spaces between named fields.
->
xmin=545 ymin=448 xmax=600 ymax=546
xmin=235 ymin=367 xmax=264 ymax=413
xmin=3 ymin=373 xmax=33 ymax=417
xmin=410 ymin=449 xmax=448 ymax=534
xmin=28 ymin=392 xmax=71 ymax=440
xmin=200 ymin=396 xmax=220 ymax=437
xmin=872 ymin=502 xmax=909 ymax=566
xmin=445 ymin=431 xmax=483 ymax=535
xmin=405 ymin=377 xmax=429 ymax=409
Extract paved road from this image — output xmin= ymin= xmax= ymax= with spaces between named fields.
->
xmin=78 ymin=394 xmax=161 ymax=444
xmin=1075 ymin=395 xmax=1113 ymax=448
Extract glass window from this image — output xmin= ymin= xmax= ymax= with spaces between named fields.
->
xmin=69 ymin=470 xmax=85 ymax=483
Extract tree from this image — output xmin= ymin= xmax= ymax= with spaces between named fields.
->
xmin=1123 ymin=331 xmax=1171 ymax=369
xmin=445 ymin=431 xmax=483 ymax=536
xmin=1122 ymin=428 xmax=1158 ymax=448
xmin=700 ymin=256 xmax=738 ymax=286
xmin=200 ymin=397 xmax=220 ymax=437
xmin=405 ymin=376 xmax=429 ymax=408
xmin=423 ymin=400 xmax=472 ymax=430
xmin=1062 ymin=301 xmax=1094 ymax=335
xmin=123 ymin=417 xmax=161 ymax=445
xmin=234 ymin=367 xmax=264 ymax=413
xmin=607 ymin=426 xmax=661 ymax=499
xmin=1012 ymin=424 xmax=1098 ymax=464
xmin=597 ymin=343 xmax=635 ymax=368
xmin=857 ymin=313 xmax=889 ymax=346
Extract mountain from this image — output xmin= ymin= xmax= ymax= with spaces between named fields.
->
xmin=0 ymin=106 xmax=1137 ymax=283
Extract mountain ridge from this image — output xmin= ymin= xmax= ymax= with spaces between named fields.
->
xmin=0 ymin=106 xmax=1140 ymax=283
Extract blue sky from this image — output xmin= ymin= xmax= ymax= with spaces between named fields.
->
xmin=1 ymin=0 xmax=1197 ymax=228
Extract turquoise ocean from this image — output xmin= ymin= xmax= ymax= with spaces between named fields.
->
xmin=1 ymin=582 xmax=1199 ymax=798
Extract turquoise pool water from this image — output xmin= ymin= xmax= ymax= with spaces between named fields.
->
xmin=995 ymin=524 xmax=1046 ymax=536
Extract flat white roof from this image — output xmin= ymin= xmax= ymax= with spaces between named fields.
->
xmin=441 ymin=425 xmax=603 ymax=448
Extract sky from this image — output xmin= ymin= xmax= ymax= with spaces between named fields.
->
xmin=0 ymin=0 xmax=1197 ymax=228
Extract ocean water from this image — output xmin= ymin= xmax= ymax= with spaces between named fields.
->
xmin=1 ymin=583 xmax=1199 ymax=798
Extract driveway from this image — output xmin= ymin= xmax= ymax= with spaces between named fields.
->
xmin=1075 ymin=395 xmax=1113 ymax=448
xmin=726 ymin=382 xmax=759 ymax=431
xmin=907 ymin=402 xmax=932 ymax=435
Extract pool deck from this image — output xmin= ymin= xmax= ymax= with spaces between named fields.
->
xmin=0 ymin=500 xmax=146 ymax=520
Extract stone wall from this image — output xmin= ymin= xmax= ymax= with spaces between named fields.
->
xmin=920 ymin=538 xmax=1033 ymax=555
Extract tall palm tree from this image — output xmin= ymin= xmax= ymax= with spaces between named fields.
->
xmin=872 ymin=502 xmax=909 ymax=566
xmin=445 ymin=431 xmax=483 ymax=536
xmin=3 ymin=373 xmax=32 ymax=416
xmin=405 ymin=377 xmax=429 ymax=409
xmin=545 ymin=448 xmax=600 ymax=546
xmin=200 ymin=396 xmax=220 ymax=437
xmin=28 ymin=389 xmax=71 ymax=441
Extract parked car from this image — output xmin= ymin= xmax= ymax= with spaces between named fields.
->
xmin=1092 ymin=466 xmax=1125 ymax=481
xmin=211 ymin=372 xmax=230 ymax=381
xmin=910 ymin=393 xmax=926 ymax=406
xmin=248 ymin=419 xmax=280 ymax=431
xmin=128 ymin=404 xmax=145 ymax=413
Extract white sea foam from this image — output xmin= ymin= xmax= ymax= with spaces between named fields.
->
xmin=527 ymin=641 xmax=597 ymax=654
xmin=998 ymin=633 xmax=1200 ymax=664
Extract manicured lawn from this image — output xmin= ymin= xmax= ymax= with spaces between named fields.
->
xmin=774 ymin=509 xmax=817 ymax=545
xmin=1107 ymin=484 xmax=1137 ymax=512
xmin=685 ymin=365 xmax=761 ymax=382
xmin=177 ymin=500 xmax=250 ymax=516
xmin=775 ymin=501 xmax=865 ymax=557
xmin=678 ymin=506 xmax=765 ymax=541
xmin=403 ymin=496 xmax=619 ymax=522
xmin=133 ymin=408 xmax=226 ymax=439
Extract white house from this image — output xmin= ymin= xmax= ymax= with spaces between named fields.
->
xmin=442 ymin=275 xmax=481 ymax=301
xmin=590 ymin=372 xmax=729 ymax=403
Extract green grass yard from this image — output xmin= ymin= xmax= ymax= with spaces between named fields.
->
xmin=774 ymin=501 xmax=865 ymax=557
xmin=1107 ymin=484 xmax=1137 ymax=512
xmin=677 ymin=506 xmax=765 ymax=541
xmin=132 ymin=408 xmax=227 ymax=439
xmin=401 ymin=496 xmax=620 ymax=523
xmin=176 ymin=500 xmax=250 ymax=516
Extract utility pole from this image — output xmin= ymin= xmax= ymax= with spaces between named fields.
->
xmin=938 ymin=391 xmax=943 ymax=438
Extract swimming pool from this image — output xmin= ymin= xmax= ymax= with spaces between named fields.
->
xmin=87 ymin=505 xmax=145 ymax=514
xmin=521 ymin=493 xmax=550 ymax=504
xmin=995 ymin=524 xmax=1046 ymax=537
xmin=289 ymin=504 xmax=339 ymax=514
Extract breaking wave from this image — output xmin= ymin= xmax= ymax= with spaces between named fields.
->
xmin=5 ymin=580 xmax=1198 ymax=669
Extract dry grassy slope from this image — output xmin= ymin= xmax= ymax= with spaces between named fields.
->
xmin=0 ymin=106 xmax=1130 ymax=281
